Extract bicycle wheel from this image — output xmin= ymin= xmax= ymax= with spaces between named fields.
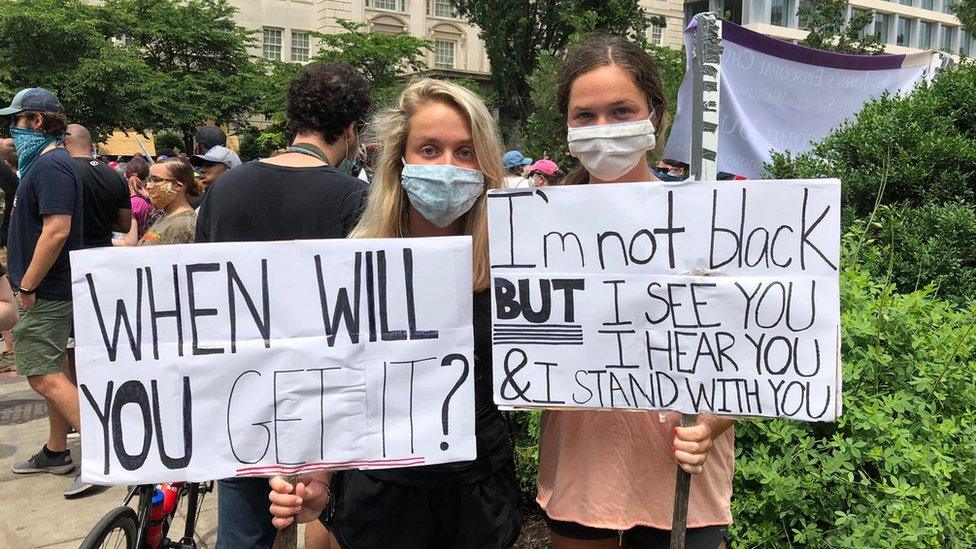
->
xmin=79 ymin=505 xmax=138 ymax=549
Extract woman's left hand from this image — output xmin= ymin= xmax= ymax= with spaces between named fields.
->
xmin=673 ymin=423 xmax=713 ymax=474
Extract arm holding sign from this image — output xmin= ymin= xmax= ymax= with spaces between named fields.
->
xmin=268 ymin=472 xmax=332 ymax=528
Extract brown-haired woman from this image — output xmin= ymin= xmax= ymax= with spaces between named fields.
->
xmin=138 ymin=159 xmax=200 ymax=245
xmin=536 ymin=35 xmax=734 ymax=549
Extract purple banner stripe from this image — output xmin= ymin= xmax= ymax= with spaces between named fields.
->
xmin=688 ymin=16 xmax=909 ymax=71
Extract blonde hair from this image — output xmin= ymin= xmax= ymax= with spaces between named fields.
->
xmin=349 ymin=78 xmax=504 ymax=292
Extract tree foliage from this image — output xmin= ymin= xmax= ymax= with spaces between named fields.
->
xmin=951 ymin=0 xmax=976 ymax=34
xmin=0 ymin=0 xmax=154 ymax=139
xmin=450 ymin=0 xmax=649 ymax=129
xmin=104 ymin=0 xmax=264 ymax=149
xmin=316 ymin=19 xmax=431 ymax=105
xmin=798 ymin=0 xmax=885 ymax=55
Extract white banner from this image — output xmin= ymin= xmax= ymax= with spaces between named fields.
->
xmin=488 ymin=180 xmax=842 ymax=421
xmin=664 ymin=20 xmax=938 ymax=179
xmin=71 ymin=237 xmax=476 ymax=484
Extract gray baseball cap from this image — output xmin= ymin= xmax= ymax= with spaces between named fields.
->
xmin=190 ymin=145 xmax=242 ymax=169
xmin=0 ymin=88 xmax=62 ymax=116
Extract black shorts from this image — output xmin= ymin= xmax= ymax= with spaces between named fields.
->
xmin=544 ymin=515 xmax=729 ymax=549
xmin=322 ymin=460 xmax=522 ymax=549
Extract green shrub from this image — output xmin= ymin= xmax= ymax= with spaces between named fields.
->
xmin=731 ymin=262 xmax=976 ymax=546
xmin=153 ymin=130 xmax=185 ymax=153
xmin=849 ymin=202 xmax=976 ymax=304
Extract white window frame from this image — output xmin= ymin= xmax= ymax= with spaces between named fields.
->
xmin=367 ymin=0 xmax=407 ymax=12
xmin=428 ymin=0 xmax=458 ymax=19
xmin=434 ymin=40 xmax=456 ymax=69
xmin=291 ymin=31 xmax=310 ymax=63
xmin=263 ymin=27 xmax=283 ymax=61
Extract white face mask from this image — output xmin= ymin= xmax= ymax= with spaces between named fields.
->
xmin=566 ymin=119 xmax=657 ymax=181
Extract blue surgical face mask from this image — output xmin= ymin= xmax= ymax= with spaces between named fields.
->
xmin=10 ymin=124 xmax=56 ymax=176
xmin=400 ymin=160 xmax=485 ymax=228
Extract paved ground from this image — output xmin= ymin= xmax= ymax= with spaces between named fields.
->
xmin=0 ymin=368 xmax=310 ymax=548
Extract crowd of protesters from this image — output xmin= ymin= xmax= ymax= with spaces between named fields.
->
xmin=1 ymin=32 xmax=730 ymax=549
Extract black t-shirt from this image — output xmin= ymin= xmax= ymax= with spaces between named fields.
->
xmin=0 ymin=163 xmax=18 ymax=247
xmin=195 ymin=161 xmax=367 ymax=242
xmin=6 ymin=148 xmax=84 ymax=301
xmin=74 ymin=157 xmax=130 ymax=248
xmin=365 ymin=291 xmax=513 ymax=488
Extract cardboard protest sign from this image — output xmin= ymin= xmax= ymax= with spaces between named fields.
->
xmin=488 ymin=180 xmax=841 ymax=421
xmin=71 ymin=237 xmax=476 ymax=484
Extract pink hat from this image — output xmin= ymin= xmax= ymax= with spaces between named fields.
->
xmin=525 ymin=158 xmax=559 ymax=177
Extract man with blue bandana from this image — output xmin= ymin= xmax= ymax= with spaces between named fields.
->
xmin=2 ymin=88 xmax=87 ymax=498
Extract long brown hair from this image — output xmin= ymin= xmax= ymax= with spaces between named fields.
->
xmin=557 ymin=35 xmax=668 ymax=185
xmin=161 ymin=158 xmax=202 ymax=197
xmin=349 ymin=78 xmax=504 ymax=292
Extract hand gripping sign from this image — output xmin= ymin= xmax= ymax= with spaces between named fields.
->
xmin=71 ymin=237 xmax=476 ymax=484
xmin=488 ymin=180 xmax=842 ymax=421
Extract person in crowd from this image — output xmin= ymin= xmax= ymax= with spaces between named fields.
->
xmin=195 ymin=61 xmax=371 ymax=549
xmin=2 ymin=89 xmax=86 ymax=499
xmin=655 ymin=159 xmax=689 ymax=181
xmin=0 ymin=138 xmax=18 ymax=250
xmin=60 ymin=124 xmax=133 ymax=496
xmin=139 ymin=159 xmax=199 ymax=245
xmin=189 ymin=144 xmax=241 ymax=205
xmin=193 ymin=124 xmax=226 ymax=156
xmin=502 ymin=149 xmax=532 ymax=188
xmin=0 ymin=139 xmax=18 ymax=368
xmin=535 ymin=36 xmax=734 ymax=549
xmin=155 ymin=148 xmax=176 ymax=162
xmin=267 ymin=78 xmax=523 ymax=549
xmin=524 ymin=158 xmax=561 ymax=187
xmin=0 ymin=263 xmax=18 ymax=332
xmin=64 ymin=124 xmax=132 ymax=248
xmin=119 ymin=156 xmax=160 ymax=243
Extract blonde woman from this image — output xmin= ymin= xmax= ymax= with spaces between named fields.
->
xmin=269 ymin=79 xmax=522 ymax=549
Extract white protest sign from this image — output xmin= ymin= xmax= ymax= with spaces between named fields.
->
xmin=488 ymin=180 xmax=841 ymax=421
xmin=71 ymin=237 xmax=476 ymax=484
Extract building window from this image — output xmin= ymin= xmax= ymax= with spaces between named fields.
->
xmin=898 ymin=0 xmax=912 ymax=5
xmin=429 ymin=0 xmax=458 ymax=18
xmin=263 ymin=28 xmax=282 ymax=60
xmin=941 ymin=25 xmax=951 ymax=50
xmin=770 ymin=0 xmax=792 ymax=27
xmin=367 ymin=0 xmax=406 ymax=12
xmin=896 ymin=17 xmax=911 ymax=46
xmin=961 ymin=29 xmax=972 ymax=56
xmin=942 ymin=0 xmax=953 ymax=13
xmin=874 ymin=13 xmax=891 ymax=43
xmin=919 ymin=21 xmax=933 ymax=48
xmin=434 ymin=40 xmax=455 ymax=68
xmin=921 ymin=0 xmax=933 ymax=9
xmin=291 ymin=31 xmax=310 ymax=62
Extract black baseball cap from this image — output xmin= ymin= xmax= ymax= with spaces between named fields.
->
xmin=0 ymin=88 xmax=62 ymax=116
xmin=194 ymin=125 xmax=226 ymax=151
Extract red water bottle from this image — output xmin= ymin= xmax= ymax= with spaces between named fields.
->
xmin=147 ymin=484 xmax=179 ymax=548
xmin=147 ymin=488 xmax=167 ymax=549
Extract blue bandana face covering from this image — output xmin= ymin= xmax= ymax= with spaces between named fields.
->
xmin=10 ymin=125 xmax=56 ymax=176
xmin=400 ymin=161 xmax=485 ymax=228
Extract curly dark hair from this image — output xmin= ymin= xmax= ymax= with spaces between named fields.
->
xmin=285 ymin=62 xmax=373 ymax=144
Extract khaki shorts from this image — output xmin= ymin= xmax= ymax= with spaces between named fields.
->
xmin=13 ymin=298 xmax=73 ymax=377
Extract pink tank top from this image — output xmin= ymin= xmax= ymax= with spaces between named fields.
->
xmin=536 ymin=409 xmax=734 ymax=531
